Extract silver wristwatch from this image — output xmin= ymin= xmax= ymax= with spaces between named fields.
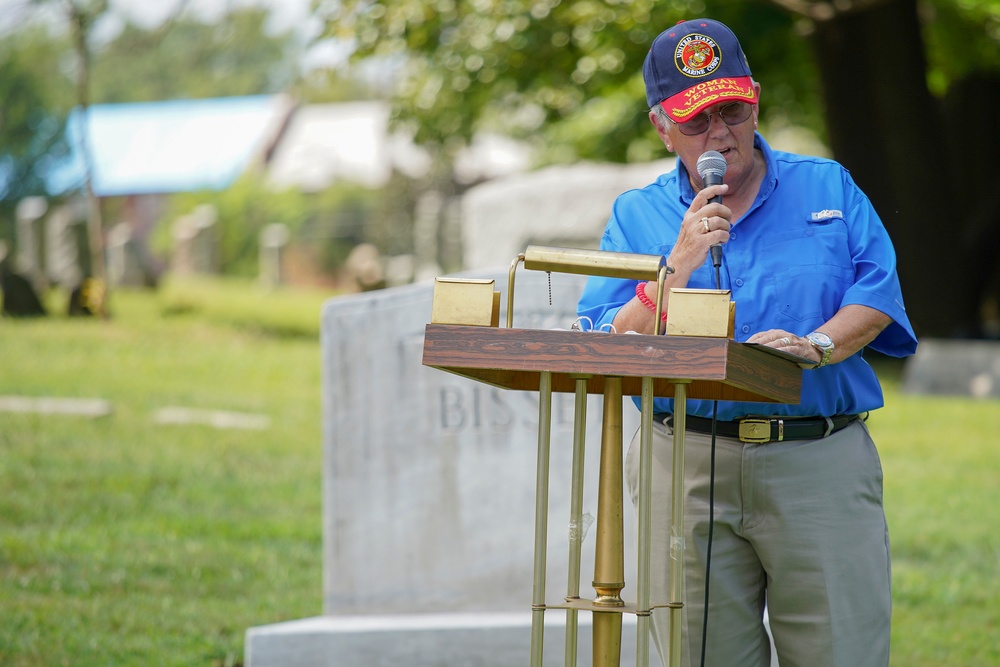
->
xmin=806 ymin=331 xmax=835 ymax=368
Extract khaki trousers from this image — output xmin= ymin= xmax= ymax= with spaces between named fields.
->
xmin=625 ymin=419 xmax=891 ymax=667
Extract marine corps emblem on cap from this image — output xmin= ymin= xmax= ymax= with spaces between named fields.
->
xmin=675 ymin=34 xmax=721 ymax=78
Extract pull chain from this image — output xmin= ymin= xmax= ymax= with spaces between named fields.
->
xmin=547 ymin=271 xmax=552 ymax=306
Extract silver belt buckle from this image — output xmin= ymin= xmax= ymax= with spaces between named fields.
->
xmin=738 ymin=418 xmax=781 ymax=443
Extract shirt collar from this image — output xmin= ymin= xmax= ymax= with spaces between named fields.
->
xmin=677 ymin=132 xmax=778 ymax=206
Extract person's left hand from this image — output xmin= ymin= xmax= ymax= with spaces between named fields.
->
xmin=747 ymin=329 xmax=819 ymax=364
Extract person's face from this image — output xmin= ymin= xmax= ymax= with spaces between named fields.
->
xmin=651 ymin=82 xmax=762 ymax=193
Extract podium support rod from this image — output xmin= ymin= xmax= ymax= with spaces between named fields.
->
xmin=593 ymin=376 xmax=624 ymax=667
xmin=635 ymin=376 xmax=655 ymax=667
xmin=530 ymin=371 xmax=554 ymax=667
xmin=668 ymin=382 xmax=689 ymax=667
xmin=565 ymin=376 xmax=589 ymax=667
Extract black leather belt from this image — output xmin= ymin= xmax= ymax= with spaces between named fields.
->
xmin=655 ymin=413 xmax=860 ymax=443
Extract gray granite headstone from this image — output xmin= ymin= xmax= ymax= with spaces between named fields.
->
xmin=460 ymin=161 xmax=674 ymax=272
xmin=320 ymin=268 xmax=639 ymax=615
xmin=246 ymin=268 xmax=652 ymax=666
xmin=901 ymin=338 xmax=1000 ymax=398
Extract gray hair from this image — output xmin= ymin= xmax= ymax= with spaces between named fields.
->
xmin=650 ymin=104 xmax=672 ymax=131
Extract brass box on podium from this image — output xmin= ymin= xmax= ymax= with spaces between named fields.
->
xmin=430 ymin=278 xmax=500 ymax=327
xmin=665 ymin=288 xmax=735 ymax=338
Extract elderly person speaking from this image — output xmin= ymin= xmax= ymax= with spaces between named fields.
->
xmin=577 ymin=18 xmax=917 ymax=667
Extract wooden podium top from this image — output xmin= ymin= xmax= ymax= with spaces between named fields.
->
xmin=422 ymin=324 xmax=802 ymax=404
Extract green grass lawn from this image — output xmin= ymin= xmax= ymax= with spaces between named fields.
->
xmin=1 ymin=279 xmax=998 ymax=666
xmin=1 ymin=279 xmax=329 ymax=666
xmin=868 ymin=372 xmax=1000 ymax=667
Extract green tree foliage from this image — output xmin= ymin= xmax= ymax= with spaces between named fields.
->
xmin=91 ymin=8 xmax=300 ymax=103
xmin=0 ymin=26 xmax=73 ymax=207
xmin=921 ymin=0 xmax=1000 ymax=94
xmin=324 ymin=0 xmax=821 ymax=164
xmin=325 ymin=0 xmax=998 ymax=164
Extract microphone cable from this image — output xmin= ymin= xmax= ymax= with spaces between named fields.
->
xmin=699 ymin=400 xmax=719 ymax=667
xmin=710 ymin=246 xmax=723 ymax=289
xmin=699 ymin=256 xmax=724 ymax=667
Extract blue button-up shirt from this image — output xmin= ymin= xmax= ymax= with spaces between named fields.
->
xmin=577 ymin=134 xmax=917 ymax=420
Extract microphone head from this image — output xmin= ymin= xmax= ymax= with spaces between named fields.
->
xmin=697 ymin=150 xmax=727 ymax=180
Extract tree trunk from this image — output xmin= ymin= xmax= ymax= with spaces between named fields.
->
xmin=940 ymin=71 xmax=1000 ymax=339
xmin=809 ymin=0 xmax=971 ymax=337
xmin=69 ymin=1 xmax=109 ymax=316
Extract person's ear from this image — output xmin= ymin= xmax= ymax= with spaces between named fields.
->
xmin=648 ymin=109 xmax=674 ymax=153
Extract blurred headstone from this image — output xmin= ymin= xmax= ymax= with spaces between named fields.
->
xmin=343 ymin=242 xmax=383 ymax=292
xmin=0 ymin=395 xmax=111 ymax=417
xmin=190 ymin=204 xmax=218 ymax=274
xmin=152 ymin=406 xmax=270 ymax=430
xmin=107 ymin=222 xmax=148 ymax=287
xmin=461 ymin=160 xmax=675 ymax=271
xmin=902 ymin=339 xmax=1000 ymax=398
xmin=172 ymin=205 xmax=218 ymax=276
xmin=259 ymin=223 xmax=290 ymax=288
xmin=44 ymin=205 xmax=85 ymax=289
xmin=383 ymin=254 xmax=416 ymax=288
xmin=171 ymin=214 xmax=195 ymax=275
xmin=413 ymin=190 xmax=444 ymax=281
xmin=15 ymin=196 xmax=48 ymax=292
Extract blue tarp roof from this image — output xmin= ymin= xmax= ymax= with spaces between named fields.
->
xmin=46 ymin=95 xmax=290 ymax=197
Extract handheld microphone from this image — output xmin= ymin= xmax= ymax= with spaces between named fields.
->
xmin=697 ymin=151 xmax=727 ymax=273
xmin=697 ymin=150 xmax=727 ymax=202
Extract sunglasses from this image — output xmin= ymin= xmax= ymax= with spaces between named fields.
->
xmin=671 ymin=102 xmax=754 ymax=136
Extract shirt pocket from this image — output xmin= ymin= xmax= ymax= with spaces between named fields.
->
xmin=763 ymin=219 xmax=854 ymax=324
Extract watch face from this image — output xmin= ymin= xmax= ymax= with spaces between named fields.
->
xmin=809 ymin=332 xmax=833 ymax=348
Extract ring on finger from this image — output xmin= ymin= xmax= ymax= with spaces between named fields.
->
xmin=701 ymin=217 xmax=710 ymax=233
xmin=779 ymin=336 xmax=791 ymax=346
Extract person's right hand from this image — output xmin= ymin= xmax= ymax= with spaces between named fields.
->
xmin=666 ymin=183 xmax=731 ymax=279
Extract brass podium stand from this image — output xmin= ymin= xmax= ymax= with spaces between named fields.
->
xmin=421 ymin=248 xmax=802 ymax=667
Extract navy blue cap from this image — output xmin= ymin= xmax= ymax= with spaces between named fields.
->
xmin=643 ymin=19 xmax=756 ymax=122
